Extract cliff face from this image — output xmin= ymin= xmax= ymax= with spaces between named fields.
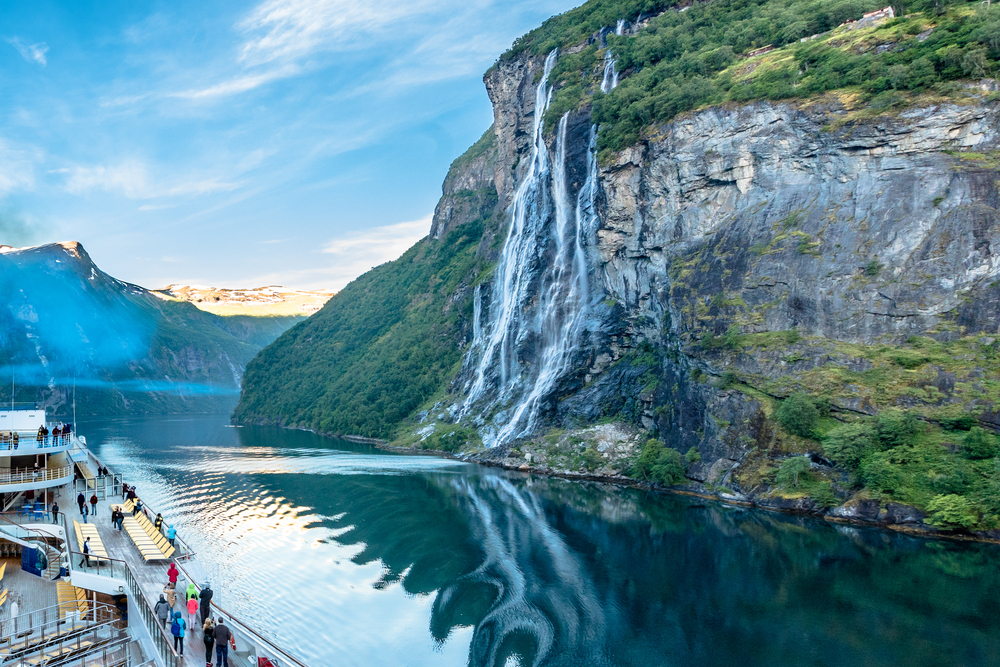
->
xmin=401 ymin=49 xmax=1000 ymax=517
xmin=600 ymin=101 xmax=997 ymax=344
xmin=235 ymin=34 xmax=1000 ymax=526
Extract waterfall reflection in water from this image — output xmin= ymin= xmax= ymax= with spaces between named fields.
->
xmin=84 ymin=415 xmax=1000 ymax=667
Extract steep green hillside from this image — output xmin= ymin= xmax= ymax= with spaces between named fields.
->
xmin=233 ymin=220 xmax=492 ymax=438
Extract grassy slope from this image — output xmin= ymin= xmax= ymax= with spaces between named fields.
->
xmin=233 ymin=219 xmax=490 ymax=438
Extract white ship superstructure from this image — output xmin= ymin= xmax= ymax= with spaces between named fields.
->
xmin=0 ymin=407 xmax=305 ymax=667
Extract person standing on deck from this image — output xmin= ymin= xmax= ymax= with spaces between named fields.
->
xmin=79 ymin=537 xmax=91 ymax=567
xmin=12 ymin=432 xmax=18 ymax=450
xmin=213 ymin=617 xmax=232 ymax=667
xmin=167 ymin=524 xmax=176 ymax=546
xmin=202 ymin=617 xmax=216 ymax=667
xmin=187 ymin=592 xmax=199 ymax=627
xmin=36 ymin=426 xmax=43 ymax=445
xmin=164 ymin=583 xmax=177 ymax=610
xmin=199 ymin=583 xmax=213 ymax=624
xmin=51 ymin=502 xmax=58 ymax=525
xmin=76 ymin=492 xmax=86 ymax=521
xmin=133 ymin=498 xmax=143 ymax=516
xmin=171 ymin=611 xmax=186 ymax=656
xmin=168 ymin=561 xmax=180 ymax=587
xmin=154 ymin=513 xmax=164 ymax=534
xmin=89 ymin=493 xmax=98 ymax=516
xmin=63 ymin=422 xmax=71 ymax=442
xmin=154 ymin=595 xmax=171 ymax=629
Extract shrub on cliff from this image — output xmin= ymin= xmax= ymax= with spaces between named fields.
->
xmin=632 ymin=439 xmax=686 ymax=486
xmin=962 ymin=427 xmax=1000 ymax=460
xmin=775 ymin=392 xmax=820 ymax=438
xmin=775 ymin=456 xmax=812 ymax=489
xmin=874 ymin=410 xmax=922 ymax=450
xmin=822 ymin=422 xmax=874 ymax=468
xmin=860 ymin=450 xmax=903 ymax=493
xmin=927 ymin=494 xmax=981 ymax=531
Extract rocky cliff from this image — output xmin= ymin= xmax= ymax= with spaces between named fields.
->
xmin=237 ymin=4 xmax=1000 ymax=534
xmin=406 ymin=50 xmax=1000 ymax=531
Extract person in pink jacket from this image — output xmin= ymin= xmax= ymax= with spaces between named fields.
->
xmin=187 ymin=594 xmax=199 ymax=627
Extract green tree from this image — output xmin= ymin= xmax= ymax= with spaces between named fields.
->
xmin=632 ymin=439 xmax=686 ymax=486
xmin=823 ymin=422 xmax=874 ymax=468
xmin=926 ymin=494 xmax=980 ymax=531
xmin=874 ymin=410 xmax=922 ymax=450
xmin=775 ymin=392 xmax=820 ymax=438
xmin=962 ymin=427 xmax=999 ymax=460
xmin=860 ymin=450 xmax=903 ymax=493
xmin=776 ymin=456 xmax=812 ymax=488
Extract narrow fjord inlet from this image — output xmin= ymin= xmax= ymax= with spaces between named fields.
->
xmin=4 ymin=0 xmax=1000 ymax=665
xmin=88 ymin=415 xmax=1000 ymax=667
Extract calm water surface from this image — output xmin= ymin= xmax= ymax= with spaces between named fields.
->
xmin=81 ymin=414 xmax=1000 ymax=667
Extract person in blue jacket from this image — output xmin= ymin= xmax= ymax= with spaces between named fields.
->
xmin=171 ymin=611 xmax=186 ymax=656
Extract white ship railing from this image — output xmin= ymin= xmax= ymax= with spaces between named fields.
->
xmin=0 ymin=464 xmax=72 ymax=486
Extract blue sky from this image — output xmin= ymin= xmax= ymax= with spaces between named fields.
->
xmin=0 ymin=0 xmax=579 ymax=290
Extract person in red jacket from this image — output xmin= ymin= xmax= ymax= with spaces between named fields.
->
xmin=168 ymin=562 xmax=180 ymax=587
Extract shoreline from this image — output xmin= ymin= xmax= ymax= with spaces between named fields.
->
xmin=264 ymin=421 xmax=1000 ymax=546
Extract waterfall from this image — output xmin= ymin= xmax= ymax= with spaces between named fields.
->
xmin=600 ymin=19 xmax=626 ymax=94
xmin=492 ymin=115 xmax=597 ymax=445
xmin=462 ymin=49 xmax=559 ymax=411
xmin=472 ymin=283 xmax=482 ymax=344
xmin=461 ymin=30 xmax=620 ymax=446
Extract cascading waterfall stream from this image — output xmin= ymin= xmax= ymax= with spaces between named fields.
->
xmin=472 ymin=283 xmax=482 ymax=345
xmin=461 ymin=30 xmax=623 ymax=446
xmin=462 ymin=49 xmax=559 ymax=412
xmin=600 ymin=19 xmax=626 ymax=94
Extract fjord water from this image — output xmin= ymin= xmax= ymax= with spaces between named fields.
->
xmin=83 ymin=414 xmax=1000 ymax=667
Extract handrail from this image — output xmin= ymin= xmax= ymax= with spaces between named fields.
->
xmin=8 ymin=626 xmax=130 ymax=667
xmin=66 ymin=549 xmax=179 ymax=667
xmin=2 ymin=601 xmax=120 ymax=644
xmin=60 ymin=511 xmax=178 ymax=667
xmin=0 ymin=438 xmax=69 ymax=452
xmin=0 ymin=510 xmax=57 ymax=543
xmin=0 ymin=464 xmax=72 ymax=486
xmin=173 ymin=559 xmax=310 ymax=667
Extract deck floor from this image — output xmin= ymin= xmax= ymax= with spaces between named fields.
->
xmin=2 ymin=557 xmax=58 ymax=618
xmin=68 ymin=492 xmax=210 ymax=657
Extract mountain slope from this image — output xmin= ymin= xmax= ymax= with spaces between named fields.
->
xmin=0 ymin=242 xmax=308 ymax=415
xmin=233 ymin=135 xmax=499 ymax=438
xmin=237 ymin=0 xmax=1000 ymax=534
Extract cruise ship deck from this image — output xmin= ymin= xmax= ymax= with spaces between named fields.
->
xmin=0 ymin=408 xmax=306 ymax=667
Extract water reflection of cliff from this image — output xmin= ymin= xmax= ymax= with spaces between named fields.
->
xmin=254 ymin=445 xmax=1000 ymax=667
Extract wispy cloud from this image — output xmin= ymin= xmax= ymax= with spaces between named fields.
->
xmin=169 ymin=65 xmax=299 ymax=100
xmin=171 ymin=0 xmax=452 ymax=101
xmin=58 ymin=161 xmax=240 ymax=199
xmin=238 ymin=0 xmax=433 ymax=66
xmin=0 ymin=140 xmax=42 ymax=195
xmin=239 ymin=214 xmax=430 ymax=290
xmin=7 ymin=38 xmax=48 ymax=66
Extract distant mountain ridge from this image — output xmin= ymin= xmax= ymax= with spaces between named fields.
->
xmin=156 ymin=285 xmax=332 ymax=317
xmin=0 ymin=241 xmax=312 ymax=416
